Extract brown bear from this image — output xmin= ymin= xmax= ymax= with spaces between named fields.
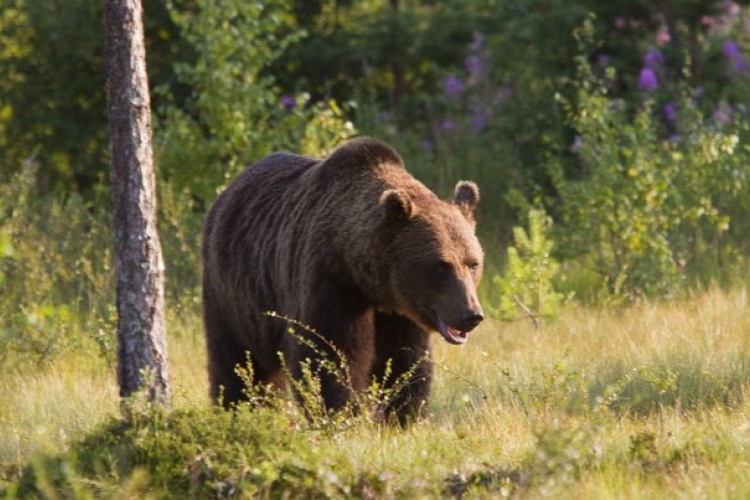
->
xmin=202 ymin=137 xmax=484 ymax=423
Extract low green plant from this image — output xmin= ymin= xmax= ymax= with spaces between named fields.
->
xmin=491 ymin=209 xmax=564 ymax=324
xmin=0 ymin=164 xmax=207 ymax=370
xmin=249 ymin=312 xmax=431 ymax=432
xmin=499 ymin=357 xmax=589 ymax=419
xmin=14 ymin=403 xmax=340 ymax=498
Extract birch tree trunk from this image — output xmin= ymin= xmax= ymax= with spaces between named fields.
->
xmin=103 ymin=0 xmax=171 ymax=408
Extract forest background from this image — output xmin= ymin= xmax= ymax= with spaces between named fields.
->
xmin=3 ymin=0 xmax=750 ymax=497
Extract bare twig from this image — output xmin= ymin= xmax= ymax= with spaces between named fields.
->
xmin=513 ymin=294 xmax=540 ymax=330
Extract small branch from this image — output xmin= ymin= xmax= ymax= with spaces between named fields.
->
xmin=438 ymin=363 xmax=488 ymax=400
xmin=513 ymin=294 xmax=540 ymax=330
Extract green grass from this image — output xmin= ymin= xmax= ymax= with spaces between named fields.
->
xmin=2 ymin=286 xmax=750 ymax=497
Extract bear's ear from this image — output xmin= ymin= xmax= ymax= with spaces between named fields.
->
xmin=453 ymin=181 xmax=480 ymax=219
xmin=380 ymin=189 xmax=418 ymax=221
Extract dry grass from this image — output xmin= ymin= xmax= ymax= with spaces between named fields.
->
xmin=3 ymin=286 xmax=750 ymax=497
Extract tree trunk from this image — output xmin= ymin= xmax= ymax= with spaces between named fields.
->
xmin=103 ymin=0 xmax=171 ymax=409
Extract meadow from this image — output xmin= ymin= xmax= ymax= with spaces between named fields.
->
xmin=3 ymin=284 xmax=750 ymax=498
xmin=4 ymin=1 xmax=750 ymax=497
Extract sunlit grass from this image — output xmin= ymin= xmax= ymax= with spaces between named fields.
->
xmin=0 ymin=352 xmax=117 ymax=470
xmin=0 ymin=310 xmax=207 ymax=472
xmin=3 ymin=286 xmax=750 ymax=496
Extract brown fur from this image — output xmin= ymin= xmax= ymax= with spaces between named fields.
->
xmin=202 ymin=137 xmax=484 ymax=423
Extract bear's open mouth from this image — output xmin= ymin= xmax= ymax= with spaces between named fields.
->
xmin=436 ymin=317 xmax=469 ymax=345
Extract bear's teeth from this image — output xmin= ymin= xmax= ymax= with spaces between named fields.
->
xmin=449 ymin=327 xmax=468 ymax=341
xmin=437 ymin=317 xmax=468 ymax=345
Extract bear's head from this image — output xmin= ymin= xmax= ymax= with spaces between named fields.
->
xmin=379 ymin=181 xmax=484 ymax=344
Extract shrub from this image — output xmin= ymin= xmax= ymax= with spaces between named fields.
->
xmin=0 ymin=165 xmax=114 ymax=368
xmin=14 ymin=405 xmax=339 ymax=498
xmin=155 ymin=0 xmax=356 ymax=203
xmin=551 ymin=19 xmax=750 ymax=301
xmin=491 ymin=209 xmax=564 ymax=323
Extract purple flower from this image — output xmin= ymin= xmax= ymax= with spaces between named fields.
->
xmin=420 ymin=139 xmax=434 ymax=152
xmin=280 ymin=95 xmax=295 ymax=109
xmin=470 ymin=109 xmax=486 ymax=131
xmin=637 ymin=68 xmax=659 ymax=91
xmin=723 ymin=40 xmax=750 ymax=73
xmin=444 ymin=74 xmax=465 ymax=97
xmin=723 ymin=40 xmax=741 ymax=58
xmin=663 ymin=103 xmax=678 ymax=123
xmin=569 ymin=135 xmax=583 ymax=153
xmin=465 ymin=55 xmax=483 ymax=78
xmin=714 ymin=105 xmax=733 ymax=125
xmin=643 ymin=48 xmax=664 ymax=69
xmin=441 ymin=119 xmax=455 ymax=131
xmin=471 ymin=116 xmax=486 ymax=131
xmin=736 ymin=57 xmax=750 ymax=72
xmin=470 ymin=33 xmax=484 ymax=52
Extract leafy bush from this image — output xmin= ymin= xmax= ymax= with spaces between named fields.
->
xmin=156 ymin=0 xmax=356 ymax=203
xmin=0 ymin=165 xmax=114 ymax=368
xmin=15 ymin=405 xmax=336 ymax=498
xmin=550 ymin=19 xmax=750 ymax=300
xmin=0 ymin=165 xmax=215 ymax=368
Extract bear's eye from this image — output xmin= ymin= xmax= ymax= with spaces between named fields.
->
xmin=467 ymin=261 xmax=480 ymax=273
xmin=435 ymin=260 xmax=453 ymax=275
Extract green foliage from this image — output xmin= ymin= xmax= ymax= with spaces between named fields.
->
xmin=498 ymin=356 xmax=598 ymax=420
xmin=156 ymin=0 xmax=356 ymax=202
xmin=551 ymin=19 xmax=750 ymax=300
xmin=0 ymin=165 xmax=208 ymax=369
xmin=0 ymin=0 xmax=105 ymax=190
xmin=252 ymin=312 xmax=430 ymax=432
xmin=0 ymin=0 xmax=183 ymax=192
xmin=156 ymin=181 xmax=204 ymax=310
xmin=15 ymin=404 xmax=345 ymax=498
xmin=496 ymin=349 xmax=750 ymax=425
xmin=0 ymin=165 xmax=114 ymax=368
xmin=491 ymin=210 xmax=564 ymax=323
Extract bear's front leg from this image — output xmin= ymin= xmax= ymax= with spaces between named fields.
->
xmin=372 ymin=312 xmax=433 ymax=425
xmin=288 ymin=290 xmax=376 ymax=417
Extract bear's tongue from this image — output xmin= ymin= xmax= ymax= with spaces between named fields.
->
xmin=437 ymin=317 xmax=468 ymax=345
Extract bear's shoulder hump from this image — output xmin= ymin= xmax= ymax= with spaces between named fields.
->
xmin=319 ymin=137 xmax=404 ymax=176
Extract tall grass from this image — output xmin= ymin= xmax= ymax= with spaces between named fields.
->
xmin=3 ymin=162 xmax=750 ymax=496
xmin=3 ymin=286 xmax=750 ymax=497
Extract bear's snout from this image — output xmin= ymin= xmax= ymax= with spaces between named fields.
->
xmin=459 ymin=309 xmax=484 ymax=332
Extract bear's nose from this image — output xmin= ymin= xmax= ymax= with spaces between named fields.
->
xmin=460 ymin=310 xmax=484 ymax=331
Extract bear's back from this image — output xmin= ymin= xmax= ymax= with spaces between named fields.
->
xmin=314 ymin=137 xmax=404 ymax=182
